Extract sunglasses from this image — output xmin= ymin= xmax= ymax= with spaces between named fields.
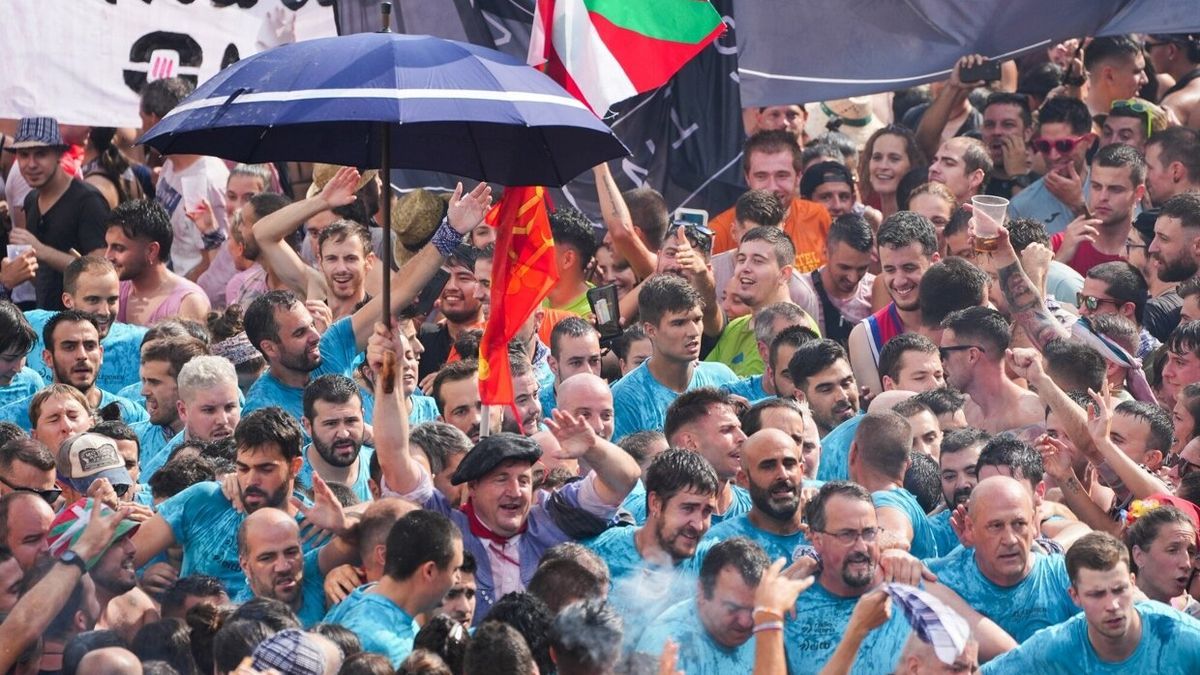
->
xmin=939 ymin=345 xmax=985 ymax=360
xmin=1109 ymin=99 xmax=1154 ymax=138
xmin=1076 ymin=293 xmax=1124 ymax=312
xmin=1031 ymin=134 xmax=1090 ymax=155
xmin=0 ymin=475 xmax=62 ymax=506
xmin=1143 ymin=41 xmax=1172 ymax=51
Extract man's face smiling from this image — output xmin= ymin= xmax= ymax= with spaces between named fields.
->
xmin=64 ymin=270 xmax=119 ymax=340
xmin=745 ymin=150 xmax=799 ymax=208
xmin=878 ymin=242 xmax=935 ymax=312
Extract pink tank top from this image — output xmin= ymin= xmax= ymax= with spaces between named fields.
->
xmin=117 ymin=277 xmax=207 ymax=325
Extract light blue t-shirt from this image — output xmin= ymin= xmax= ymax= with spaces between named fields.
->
xmin=928 ymin=509 xmax=960 ymax=557
xmin=621 ymin=480 xmax=647 ymax=525
xmin=25 ymin=310 xmax=146 ymax=394
xmin=873 ymin=487 xmax=940 ymax=560
xmin=357 ymin=389 xmax=438 ymax=427
xmin=635 ymin=598 xmax=756 ymax=674
xmin=982 ymin=601 xmax=1200 ymax=674
xmin=157 ymin=481 xmax=318 ymax=598
xmin=296 ymin=444 xmax=375 ymax=504
xmin=117 ymin=381 xmax=144 ymax=407
xmin=702 ymin=513 xmax=809 ymax=564
xmin=815 ymin=412 xmax=863 ymax=482
xmin=133 ymin=420 xmax=177 ymax=481
xmin=323 ymin=585 xmax=420 ymax=667
xmin=586 ymin=525 xmax=705 ymax=649
xmin=1046 ymin=260 xmax=1084 ymax=308
xmin=786 ymin=581 xmax=911 ymax=674
xmin=711 ymin=485 xmax=754 ymax=527
xmin=538 ymin=384 xmax=558 ymax=418
xmin=928 ymin=546 xmax=1077 ymax=642
xmin=0 ymin=387 xmax=147 ymax=430
xmin=243 ymin=317 xmax=359 ymax=424
xmin=720 ymin=375 xmax=770 ymax=404
xmin=612 ymin=359 xmax=738 ymax=440
xmin=1007 ymin=172 xmax=1091 ymax=235
xmin=233 ymin=549 xmax=327 ymax=627
xmin=0 ymin=368 xmax=44 ymax=408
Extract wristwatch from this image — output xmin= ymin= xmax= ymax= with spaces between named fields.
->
xmin=59 ymin=549 xmax=88 ymax=572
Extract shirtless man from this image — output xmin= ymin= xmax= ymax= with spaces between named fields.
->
xmin=940 ymin=307 xmax=1043 ymax=434
xmin=1145 ymin=34 xmax=1200 ymax=128
xmin=105 ymin=200 xmax=209 ymax=326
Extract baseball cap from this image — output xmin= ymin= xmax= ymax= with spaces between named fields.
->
xmin=45 ymin=498 xmax=139 ymax=568
xmin=56 ymin=433 xmax=134 ymax=495
xmin=800 ymin=161 xmax=856 ymax=199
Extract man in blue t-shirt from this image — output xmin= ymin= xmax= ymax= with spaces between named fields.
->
xmin=586 ymin=448 xmax=719 ymax=649
xmin=702 ymin=428 xmax=810 ymax=563
xmin=130 ymin=407 xmax=350 ymax=598
xmin=298 ymin=374 xmax=374 ymax=503
xmin=929 ymin=427 xmax=989 ymax=555
xmin=538 ymin=317 xmax=604 ymax=418
xmin=983 ymin=531 xmax=1200 ymax=673
xmin=635 ymin=538 xmax=767 ymax=674
xmin=142 ymin=355 xmax=242 ymax=480
xmin=612 ymin=275 xmax=737 ymax=440
xmin=928 ymin=476 xmax=1077 ymax=643
xmin=664 ymin=388 xmax=753 ymax=526
xmin=324 ymin=510 xmax=464 ymax=667
xmin=849 ymin=412 xmax=940 ymax=559
xmin=131 ymin=337 xmax=207 ymax=481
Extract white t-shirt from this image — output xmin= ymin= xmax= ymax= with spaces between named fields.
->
xmin=155 ymin=157 xmax=229 ymax=277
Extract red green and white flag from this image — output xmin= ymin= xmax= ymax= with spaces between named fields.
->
xmin=528 ymin=0 xmax=725 ymax=115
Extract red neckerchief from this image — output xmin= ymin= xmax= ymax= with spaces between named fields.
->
xmin=461 ymin=499 xmax=526 ymax=565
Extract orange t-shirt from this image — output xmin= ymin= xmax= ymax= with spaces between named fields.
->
xmin=710 ymin=196 xmax=831 ymax=273
xmin=537 ymin=308 xmax=576 ymax=346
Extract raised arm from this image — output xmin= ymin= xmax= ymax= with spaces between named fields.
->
xmin=593 ymin=162 xmax=656 ymax=278
xmin=754 ymin=558 xmax=816 ymax=675
xmin=131 ymin=512 xmax=178 ymax=569
xmin=544 ymin=408 xmax=640 ymax=505
xmin=1084 ymin=382 xmax=1169 ymax=500
xmin=367 ymin=322 xmax=424 ymax=495
xmin=914 ymin=55 xmax=984 ymax=160
xmin=819 ymin=590 xmax=891 ymax=675
xmin=989 ymin=225 xmax=1071 ymax=350
xmin=348 ymin=181 xmax=492 ymax=351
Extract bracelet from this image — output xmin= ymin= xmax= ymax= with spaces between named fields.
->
xmin=753 ymin=621 xmax=784 ymax=634
xmin=201 ymin=229 xmax=228 ymax=250
xmin=431 ymin=217 xmax=465 ymax=257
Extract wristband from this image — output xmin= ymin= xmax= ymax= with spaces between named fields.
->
xmin=431 ymin=217 xmax=465 ymax=257
xmin=201 ymin=229 xmax=228 ymax=250
xmin=753 ymin=621 xmax=784 ymax=634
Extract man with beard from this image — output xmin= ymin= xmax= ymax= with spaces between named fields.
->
xmin=710 ymin=130 xmax=832 ymax=273
xmin=104 ymin=200 xmax=209 ymax=326
xmin=587 ymin=448 xmax=719 ymax=649
xmin=371 ymin=320 xmax=640 ymax=624
xmin=929 ymin=476 xmax=1077 ymax=643
xmin=981 ymin=532 xmax=1200 ymax=673
xmin=45 ymin=497 xmax=154 ymax=642
xmin=928 ymin=427 xmax=989 ymax=555
xmin=742 ymin=398 xmax=822 ymax=481
xmin=245 ymin=176 xmax=494 ymax=421
xmin=635 ymin=537 xmax=769 ymax=674
xmin=1051 ymin=144 xmax=1144 ymax=276
xmin=142 ymin=355 xmax=241 ymax=480
xmin=847 ymin=212 xmax=941 ymax=395
xmin=299 ymin=374 xmax=372 ymax=502
xmin=1008 ymin=97 xmax=1095 ymax=235
xmin=786 ymin=481 xmax=1016 ymax=674
xmin=847 ymin=412 xmax=940 ymax=559
xmin=237 ymin=507 xmax=357 ymax=627
xmin=979 ymin=93 xmax=1037 ymax=199
xmin=130 ymin=337 xmax=208 ymax=481
xmin=787 ymin=339 xmax=860 ymax=439
xmin=1143 ymin=127 xmax=1200 ymax=204
xmin=701 ymin=429 xmax=810 ymax=563
xmin=792 ymin=214 xmax=876 ymax=345
xmin=418 ymin=244 xmax=484 ymax=382
xmin=940 ymin=307 xmax=1043 ymax=434
xmin=0 ymin=311 xmax=146 ymax=430
xmin=131 ymin=406 xmax=351 ymax=598
xmin=431 ymin=359 xmax=502 ymax=444
xmin=24 ymin=256 xmax=146 ymax=394
xmin=0 ymin=302 xmax=42 ymax=409
xmin=1149 ymin=192 xmax=1200 ymax=293
xmin=665 ymin=388 xmax=752 ymax=526
xmin=503 ymin=347 xmax=543 ymax=436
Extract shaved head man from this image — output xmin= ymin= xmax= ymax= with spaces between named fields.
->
xmin=237 ymin=507 xmax=329 ymax=627
xmin=557 ymin=373 xmax=615 ymax=441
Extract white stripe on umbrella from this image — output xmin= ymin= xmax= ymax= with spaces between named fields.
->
xmin=163 ymin=87 xmax=591 ymax=119
xmin=551 ymin=0 xmax=637 ymax=115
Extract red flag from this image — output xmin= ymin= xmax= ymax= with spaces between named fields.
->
xmin=479 ymin=186 xmax=559 ymax=409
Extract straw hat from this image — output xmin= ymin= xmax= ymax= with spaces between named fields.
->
xmin=391 ymin=188 xmax=451 ymax=267
xmin=304 ymin=163 xmax=378 ymax=199
xmin=806 ymin=97 xmax=886 ymax=150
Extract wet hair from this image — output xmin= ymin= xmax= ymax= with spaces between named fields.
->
xmin=616 ymin=429 xmax=665 ymax=469
xmin=1092 ymin=142 xmax=1147 ymax=186
xmin=787 ymin=339 xmax=849 ymax=391
xmin=452 ymin=328 xmax=483 ymax=362
xmin=0 ymin=436 xmax=54 ymax=473
xmin=213 ymin=619 xmax=274 ymax=675
xmin=826 ymin=213 xmax=875 ymax=253
xmin=229 ymin=597 xmax=300 ymax=631
xmin=464 ymin=622 xmax=535 ymax=675
xmin=1067 ymin=531 xmax=1132 ymax=584
xmin=941 ymin=307 xmax=1011 ymax=361
xmin=549 ymin=207 xmax=598 ymax=272
xmin=664 ymin=387 xmax=735 ymax=442
xmin=804 ymin=481 xmax=873 ymax=534
xmin=412 ymin=616 xmax=468 ymax=675
xmin=528 ymin=558 xmax=609 ymax=614
xmin=1146 ymin=129 xmax=1200 ymax=185
xmin=611 ymin=323 xmax=650 ymax=362
xmin=62 ymin=630 xmax=127 ymax=675
xmin=384 ymin=510 xmax=462 ymax=580
xmin=623 ymin=187 xmax=669 ymax=250
xmin=235 ymin=406 xmax=303 ymax=461
xmin=1114 ymin=400 xmax=1175 ymax=455
xmin=244 ymin=289 xmax=302 ymax=354
xmin=638 ymin=274 xmax=704 ymax=327
xmin=1004 ymin=217 xmax=1050 ymax=252
xmin=983 ymin=92 xmax=1033 ymax=128
xmin=410 ymin=422 xmax=473 ymax=475
xmin=940 ymin=427 xmax=991 ymax=458
xmin=160 ymin=575 xmax=227 ymax=616
xmin=548 ymin=599 xmax=623 ymax=674
xmin=302 ymin=374 xmax=362 ymax=421
xmin=43 ymin=309 xmax=98 ymax=351
xmin=106 ymin=199 xmax=174 ymax=262
xmin=132 ymin=619 xmax=198 ymax=675
xmin=1037 ymin=96 xmax=1093 ymax=135
xmin=741 ymin=397 xmax=805 ymax=437
xmin=699 ymin=537 xmax=769 ymax=599
xmin=0 ymin=300 xmax=36 ymax=357
xmin=878 ymin=333 xmax=939 ymax=383
xmin=919 ymin=258 xmax=990 ymax=329
xmin=483 ymin=592 xmax=553 ymax=675
xmin=642 ymin=447 xmax=720 ymax=509
xmin=769 ymin=323 xmax=819 ymax=372
xmin=1043 ymin=339 xmax=1107 ymax=393
xmin=311 ymin=622 xmax=362 ymax=658
xmin=904 ymin=451 xmax=943 ymax=514
xmin=876 ymin=210 xmax=938 ymax=257
xmin=735 ymin=189 xmax=786 ymax=227
xmin=141 ymin=337 xmax=209 ymax=380
xmin=317 ymin=219 xmax=373 ymax=257
xmin=1087 ymin=261 xmax=1149 ymax=323
xmin=976 ymin=434 xmax=1044 ymax=487
xmin=740 ymin=225 xmax=796 ymax=268
xmin=942 ymin=205 xmax=973 ymax=239
xmin=0 ymin=422 xmax=26 ymax=448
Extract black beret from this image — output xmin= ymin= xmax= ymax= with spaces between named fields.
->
xmin=450 ymin=432 xmax=542 ymax=485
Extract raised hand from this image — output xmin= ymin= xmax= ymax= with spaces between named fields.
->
xmin=306 ymin=299 xmax=333 ymax=335
xmin=447 ymin=182 xmax=494 ymax=235
xmin=1000 ymin=134 xmax=1031 ymax=177
xmin=1005 ymin=347 xmax=1045 ymax=383
xmin=187 ymin=198 xmax=217 ymax=234
xmin=323 ymin=564 xmax=365 ymax=606
xmin=544 ymin=409 xmax=598 ymax=460
xmin=0 ymin=249 xmax=37 ymax=288
xmin=1086 ymin=381 xmax=1113 ymax=443
xmin=847 ymin=589 xmax=892 ymax=633
xmin=879 ymin=548 xmax=936 ymax=586
xmin=950 ymin=54 xmax=987 ymax=89
xmin=755 ymin=557 xmax=815 ymax=620
xmin=1036 ymin=433 xmax=1075 ymax=483
xmin=1044 ymin=163 xmax=1086 ymax=214
xmin=319 ymin=166 xmax=361 ymax=209
xmin=1055 ymin=215 xmax=1102 ymax=263
xmin=72 ymin=500 xmax=135 ymax=562
xmin=292 ymin=473 xmax=347 ymax=535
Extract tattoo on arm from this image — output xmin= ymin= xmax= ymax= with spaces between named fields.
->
xmin=997 ymin=261 xmax=1070 ymax=349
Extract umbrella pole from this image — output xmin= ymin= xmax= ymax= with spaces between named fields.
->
xmin=380 ymin=121 xmax=392 ymax=327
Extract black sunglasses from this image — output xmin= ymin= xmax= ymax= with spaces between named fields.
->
xmin=0 ymin=475 xmax=62 ymax=506
xmin=1076 ymin=293 xmax=1124 ymax=312
xmin=939 ymin=345 xmax=985 ymax=360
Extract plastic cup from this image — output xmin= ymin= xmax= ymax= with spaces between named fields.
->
xmin=971 ymin=195 xmax=1008 ymax=251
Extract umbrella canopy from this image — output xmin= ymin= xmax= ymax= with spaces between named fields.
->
xmin=140 ymin=32 xmax=628 ymax=187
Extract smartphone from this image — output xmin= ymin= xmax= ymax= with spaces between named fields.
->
xmin=410 ymin=268 xmax=450 ymax=317
xmin=586 ymin=284 xmax=623 ymax=340
xmin=960 ymin=60 xmax=1001 ymax=83
xmin=673 ymin=207 xmax=709 ymax=230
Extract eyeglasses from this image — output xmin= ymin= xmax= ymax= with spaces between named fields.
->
xmin=1076 ymin=293 xmax=1124 ymax=312
xmin=1110 ymin=99 xmax=1155 ymax=138
xmin=939 ymin=345 xmax=985 ymax=360
xmin=1125 ymin=241 xmax=1147 ymax=257
xmin=1143 ymin=41 xmax=1172 ymax=51
xmin=816 ymin=527 xmax=879 ymax=545
xmin=1031 ymin=134 xmax=1090 ymax=155
xmin=0 ymin=475 xmax=62 ymax=506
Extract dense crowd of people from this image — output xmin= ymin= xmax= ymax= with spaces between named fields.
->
xmin=3 ymin=30 xmax=1200 ymax=675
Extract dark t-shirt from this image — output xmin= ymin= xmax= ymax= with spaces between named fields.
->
xmin=1145 ymin=290 xmax=1184 ymax=343
xmin=23 ymin=179 xmax=109 ymax=308
xmin=418 ymin=323 xmax=454 ymax=382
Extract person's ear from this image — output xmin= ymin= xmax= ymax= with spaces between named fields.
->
xmin=42 ymin=348 xmax=52 ymax=369
xmin=881 ymin=375 xmax=896 ymax=391
xmin=647 ymin=491 xmax=664 ymax=519
xmin=301 ymin=417 xmax=313 ymax=437
xmin=969 ymin=168 xmax=985 ymax=192
xmin=1132 ymin=543 xmax=1146 ymax=570
xmin=1146 ymin=449 xmax=1164 ymax=470
xmin=1068 ymin=584 xmax=1081 ymax=608
xmin=374 ymin=543 xmax=387 ymax=570
xmin=290 ymin=456 xmax=303 ymax=476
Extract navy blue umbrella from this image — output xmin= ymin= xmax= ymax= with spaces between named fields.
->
xmin=139 ymin=28 xmax=627 ymax=188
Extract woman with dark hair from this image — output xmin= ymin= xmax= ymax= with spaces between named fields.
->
xmin=858 ymin=125 xmax=927 ymax=219
xmin=82 ymin=127 xmax=147 ymax=208
xmin=1126 ymin=504 xmax=1200 ymax=617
